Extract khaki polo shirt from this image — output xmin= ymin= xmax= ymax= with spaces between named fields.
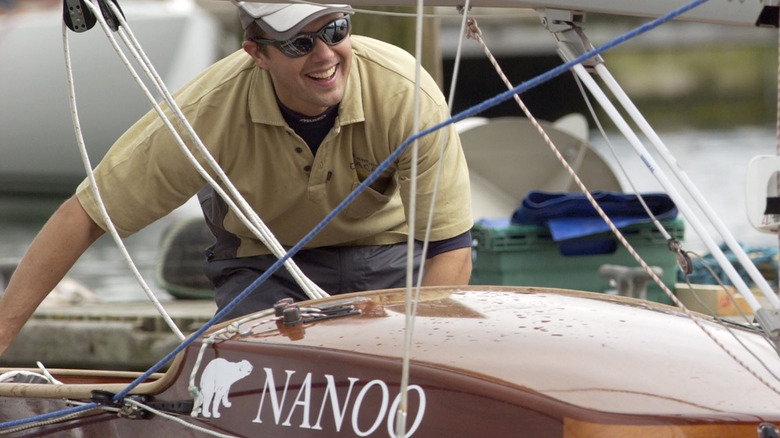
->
xmin=76 ymin=35 xmax=472 ymax=257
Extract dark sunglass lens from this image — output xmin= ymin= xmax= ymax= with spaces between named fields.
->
xmin=274 ymin=17 xmax=349 ymax=57
xmin=323 ymin=19 xmax=349 ymax=44
xmin=282 ymin=36 xmax=315 ymax=57
xmin=293 ymin=37 xmax=315 ymax=53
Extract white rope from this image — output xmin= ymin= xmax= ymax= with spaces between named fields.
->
xmin=109 ymin=0 xmax=326 ymax=300
xmin=62 ymin=16 xmax=185 ymax=341
xmin=571 ymin=74 xmax=675 ymax=242
xmin=76 ymin=0 xmax=326 ymax=303
xmin=35 ymin=361 xmax=63 ymax=385
xmin=464 ymin=16 xmax=780 ymax=395
xmin=109 ymin=1 xmax=326 ymax=300
xmin=396 ymin=4 xmax=472 ymax=436
xmin=574 ymin=61 xmax=780 ymax=358
xmin=123 ymin=398 xmax=239 ymax=438
xmin=187 ymin=308 xmax=276 ymax=415
xmin=394 ymin=0 xmax=427 ymax=433
xmin=466 ymin=16 xmax=780 ymax=397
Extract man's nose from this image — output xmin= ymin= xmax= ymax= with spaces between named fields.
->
xmin=308 ymin=38 xmax=336 ymax=59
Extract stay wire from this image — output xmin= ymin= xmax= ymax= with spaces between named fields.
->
xmin=565 ymin=12 xmax=780 ymax=391
xmin=466 ymin=18 xmax=681 ymax=308
xmin=399 ymin=3 xmax=471 ymax=435
xmin=467 ymin=7 xmax=780 ymax=398
xmin=575 ymin=55 xmax=780 ymax=363
xmin=111 ymin=0 xmax=721 ymax=403
xmin=395 ymin=0 xmax=425 ymax=433
xmin=0 ymin=0 xmax=719 ymax=430
xmin=119 ymin=0 xmax=711 ymax=399
xmin=573 ymin=73 xmax=674 ymax=242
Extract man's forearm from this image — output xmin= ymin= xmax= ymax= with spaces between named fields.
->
xmin=0 ymin=196 xmax=105 ymax=355
xmin=421 ymin=247 xmax=472 ymax=286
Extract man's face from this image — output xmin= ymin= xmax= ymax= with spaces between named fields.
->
xmin=243 ymin=13 xmax=352 ymax=117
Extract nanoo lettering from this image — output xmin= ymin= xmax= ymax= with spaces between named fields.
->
xmin=252 ymin=367 xmax=427 ymax=437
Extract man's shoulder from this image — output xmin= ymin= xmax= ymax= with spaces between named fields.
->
xmin=350 ymin=35 xmax=416 ymax=74
xmin=350 ymin=36 xmax=441 ymax=100
xmin=351 ymin=35 xmax=413 ymax=59
xmin=173 ymin=50 xmax=258 ymax=103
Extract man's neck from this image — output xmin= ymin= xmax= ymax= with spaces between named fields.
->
xmin=277 ymin=99 xmax=339 ymax=155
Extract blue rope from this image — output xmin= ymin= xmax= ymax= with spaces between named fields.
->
xmin=118 ymin=0 xmax=710 ymax=400
xmin=0 ymin=403 xmax=99 ymax=430
xmin=0 ymin=0 xmax=709 ymax=430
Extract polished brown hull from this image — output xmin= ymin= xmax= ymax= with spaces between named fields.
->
xmin=1 ymin=286 xmax=779 ymax=437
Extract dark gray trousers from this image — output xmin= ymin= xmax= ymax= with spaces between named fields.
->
xmin=205 ymin=243 xmax=422 ymax=322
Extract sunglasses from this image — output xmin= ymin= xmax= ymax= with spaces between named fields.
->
xmin=253 ymin=16 xmax=351 ymax=58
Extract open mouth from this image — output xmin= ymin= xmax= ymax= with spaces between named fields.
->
xmin=307 ymin=65 xmax=337 ymax=80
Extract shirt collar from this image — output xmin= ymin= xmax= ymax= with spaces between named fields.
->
xmin=337 ymin=50 xmax=365 ymax=125
xmin=248 ymin=67 xmax=286 ymax=126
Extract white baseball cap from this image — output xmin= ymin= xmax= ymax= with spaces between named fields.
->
xmin=237 ymin=2 xmax=354 ymax=40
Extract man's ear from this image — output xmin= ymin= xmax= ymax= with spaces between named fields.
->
xmin=242 ymin=41 xmax=269 ymax=70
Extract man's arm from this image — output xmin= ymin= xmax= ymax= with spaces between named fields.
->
xmin=0 ymin=196 xmax=105 ymax=356
xmin=421 ymin=247 xmax=472 ymax=286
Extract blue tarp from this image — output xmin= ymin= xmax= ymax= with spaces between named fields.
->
xmin=510 ymin=191 xmax=678 ymax=241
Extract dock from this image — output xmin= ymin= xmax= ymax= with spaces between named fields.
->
xmin=0 ymin=300 xmax=217 ymax=372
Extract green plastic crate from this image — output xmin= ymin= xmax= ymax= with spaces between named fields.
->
xmin=470 ymin=219 xmax=685 ymax=304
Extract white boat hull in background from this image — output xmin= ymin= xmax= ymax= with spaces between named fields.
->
xmin=457 ymin=114 xmax=623 ymax=221
xmin=0 ymin=1 xmax=224 ymax=195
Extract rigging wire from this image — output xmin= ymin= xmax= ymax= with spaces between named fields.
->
xmin=395 ymin=0 xmax=425 ymax=433
xmin=575 ymin=61 xmax=780 ymax=393
xmin=591 ymin=61 xmax=780 ymax=311
xmin=679 ymin=257 xmax=780 ymax=382
xmin=395 ymin=0 xmax=475 ymax=435
xmin=573 ymin=57 xmax=780 ymax=357
xmin=62 ymin=16 xmax=185 ymax=341
xmin=6 ymin=0 xmax=769 ymax=432
xmin=88 ymin=0 xmax=327 ymax=302
xmin=88 ymin=0 xmax=723 ymax=405
xmin=466 ymin=14 xmax=780 ymax=396
xmin=572 ymin=76 xmax=674 ymax=242
xmin=408 ymin=2 xmax=471 ymax=340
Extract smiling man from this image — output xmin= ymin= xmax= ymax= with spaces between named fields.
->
xmin=241 ymin=4 xmax=353 ymax=116
xmin=0 ymin=2 xmax=473 ymax=353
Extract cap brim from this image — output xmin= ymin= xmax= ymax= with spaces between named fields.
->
xmin=239 ymin=3 xmax=353 ymax=40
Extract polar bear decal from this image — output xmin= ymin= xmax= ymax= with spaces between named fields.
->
xmin=194 ymin=358 xmax=253 ymax=418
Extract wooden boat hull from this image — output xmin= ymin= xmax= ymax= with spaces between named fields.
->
xmin=1 ymin=286 xmax=779 ymax=436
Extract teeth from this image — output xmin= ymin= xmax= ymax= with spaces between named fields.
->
xmin=308 ymin=66 xmax=336 ymax=79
